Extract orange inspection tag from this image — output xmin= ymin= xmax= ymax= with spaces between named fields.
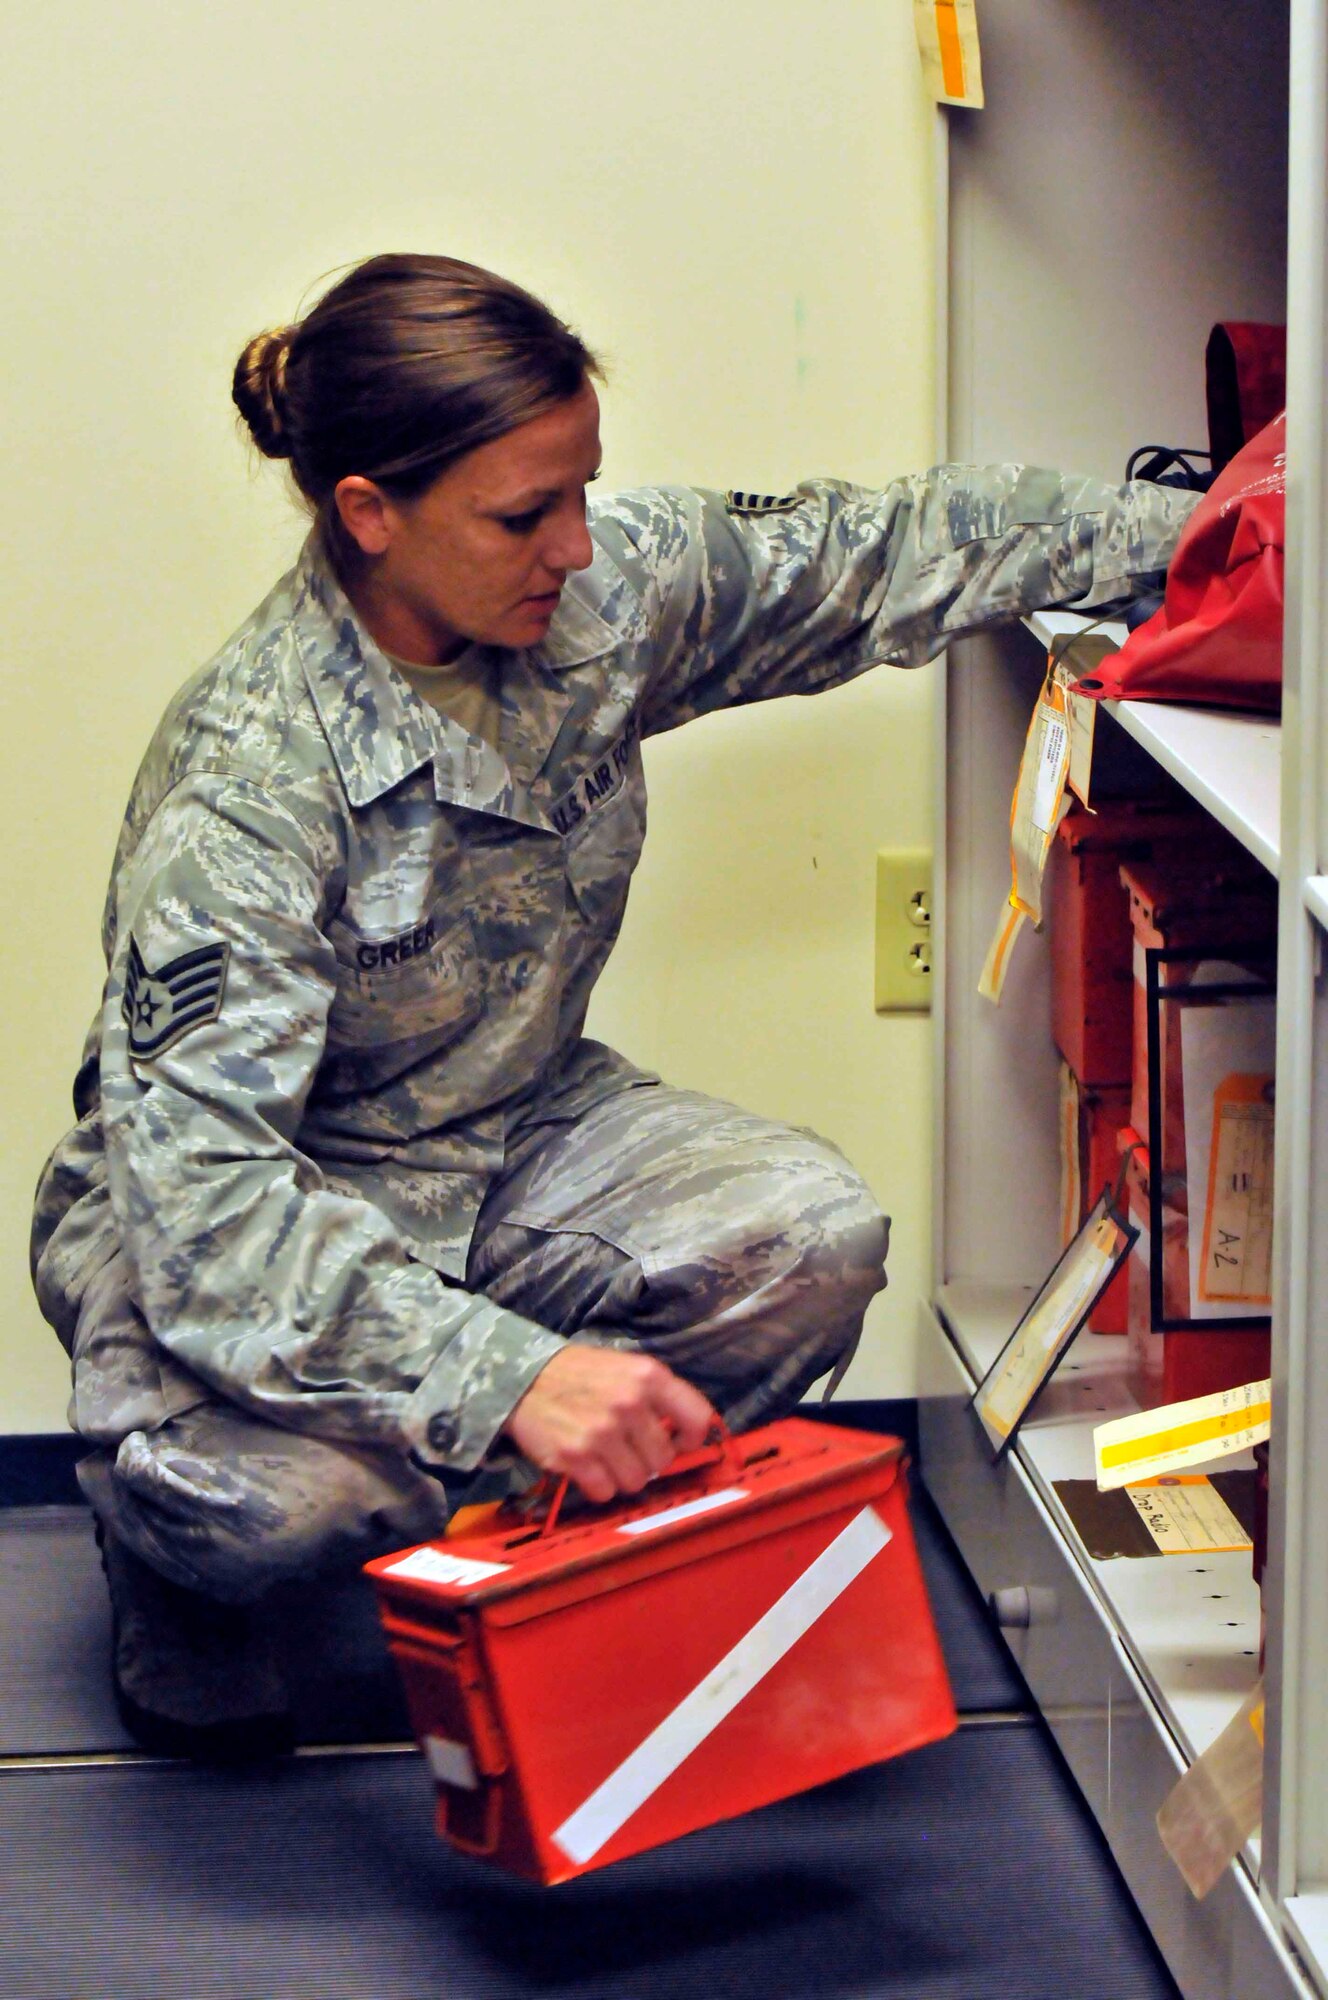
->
xmin=979 ymin=666 xmax=1070 ymax=1001
xmin=913 ymin=1 xmax=985 ymax=108
xmin=1200 ymin=1073 xmax=1275 ymax=1305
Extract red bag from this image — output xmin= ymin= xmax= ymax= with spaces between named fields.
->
xmin=1081 ymin=412 xmax=1285 ymax=714
xmin=1206 ymin=322 xmax=1286 ymax=472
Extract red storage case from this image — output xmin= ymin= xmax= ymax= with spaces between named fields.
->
xmin=1046 ymin=803 xmax=1251 ymax=1089
xmin=1119 ymin=857 xmax=1276 ymax=1147
xmin=366 ymin=1418 xmax=955 ymax=1885
xmin=1117 ymin=859 xmax=1276 ymax=1403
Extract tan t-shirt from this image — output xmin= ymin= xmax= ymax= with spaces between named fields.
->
xmin=386 ymin=646 xmax=504 ymax=747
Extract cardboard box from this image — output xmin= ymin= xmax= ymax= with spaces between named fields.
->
xmin=367 ymin=1418 xmax=956 ymax=1884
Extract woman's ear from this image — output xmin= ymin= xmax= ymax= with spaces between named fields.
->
xmin=332 ymin=476 xmax=394 ymax=557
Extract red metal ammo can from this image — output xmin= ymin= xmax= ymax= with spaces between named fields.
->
xmin=365 ymin=1416 xmax=956 ymax=1885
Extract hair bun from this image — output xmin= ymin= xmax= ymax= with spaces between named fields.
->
xmin=232 ymin=324 xmax=296 ymax=458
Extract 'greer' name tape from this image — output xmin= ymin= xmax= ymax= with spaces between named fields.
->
xmin=1093 ymin=1378 xmax=1271 ymax=1491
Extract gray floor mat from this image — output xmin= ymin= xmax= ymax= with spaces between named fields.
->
xmin=0 ymin=1506 xmax=408 ymax=1754
xmin=0 ymin=1490 xmax=1026 ymax=1757
xmin=0 ymin=1726 xmax=1177 ymax=2000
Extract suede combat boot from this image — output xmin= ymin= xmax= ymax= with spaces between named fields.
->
xmin=95 ymin=1521 xmax=295 ymax=1763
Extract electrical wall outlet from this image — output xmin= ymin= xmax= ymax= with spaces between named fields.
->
xmin=874 ymin=849 xmax=933 ymax=1013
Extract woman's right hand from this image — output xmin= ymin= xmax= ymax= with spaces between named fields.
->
xmin=502 ymin=1344 xmax=716 ymax=1505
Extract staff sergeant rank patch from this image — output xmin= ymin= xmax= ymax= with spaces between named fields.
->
xmin=724 ymin=489 xmax=800 ymax=516
xmin=122 ymin=936 xmax=230 ymax=1058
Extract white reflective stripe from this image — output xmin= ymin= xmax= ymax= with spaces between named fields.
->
xmin=616 ymin=1488 xmax=749 ymax=1536
xmin=552 ymin=1505 xmax=892 ymax=1866
xmin=425 ymin=1735 xmax=479 ymax=1791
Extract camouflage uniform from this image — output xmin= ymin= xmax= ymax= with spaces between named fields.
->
xmin=32 ymin=469 xmax=1196 ymax=1602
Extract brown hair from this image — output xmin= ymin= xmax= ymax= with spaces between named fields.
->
xmin=232 ymin=253 xmax=599 ymax=523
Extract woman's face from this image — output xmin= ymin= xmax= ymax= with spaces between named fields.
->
xmin=336 ymin=381 xmax=603 ymax=664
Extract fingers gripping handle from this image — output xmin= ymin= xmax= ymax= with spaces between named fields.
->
xmin=536 ymin=1420 xmax=737 ymax=1538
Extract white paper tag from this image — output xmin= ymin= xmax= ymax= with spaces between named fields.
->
xmin=1094 ymin=1378 xmax=1271 ymax=1491
xmin=1031 ymin=710 xmax=1070 ymax=835
xmin=1124 ymin=1477 xmax=1253 ymax=1555
xmin=384 ymin=1546 xmax=510 ymax=1586
xmin=617 ymin=1488 xmax=749 ymax=1536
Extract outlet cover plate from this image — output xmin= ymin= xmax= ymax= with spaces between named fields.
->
xmin=875 ymin=848 xmax=933 ymax=1013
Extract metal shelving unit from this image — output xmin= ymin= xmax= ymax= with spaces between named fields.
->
xmin=920 ymin=5 xmax=1328 ymax=1995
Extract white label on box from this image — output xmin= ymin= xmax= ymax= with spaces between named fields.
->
xmin=425 ymin=1734 xmax=479 ymax=1790
xmin=616 ymin=1488 xmax=749 ymax=1536
xmin=383 ymin=1546 xmax=510 ymax=1586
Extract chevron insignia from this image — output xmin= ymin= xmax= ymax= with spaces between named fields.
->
xmin=724 ymin=490 xmax=799 ymax=516
xmin=121 ymin=936 xmax=230 ymax=1058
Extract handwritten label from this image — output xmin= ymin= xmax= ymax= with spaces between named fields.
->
xmin=1200 ymin=1075 xmax=1275 ymax=1305
xmin=1124 ymin=1476 xmax=1253 ymax=1555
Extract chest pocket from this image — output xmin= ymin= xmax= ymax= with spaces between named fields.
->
xmin=325 ymin=902 xmax=482 ymax=1053
xmin=561 ymin=767 xmax=647 ymax=933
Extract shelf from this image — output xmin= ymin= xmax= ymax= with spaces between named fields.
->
xmin=1022 ymin=612 xmax=1282 ymax=877
xmin=935 ymin=1280 xmax=1262 ymax=1767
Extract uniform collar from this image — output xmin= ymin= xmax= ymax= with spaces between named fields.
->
xmin=531 ymin=543 xmax=648 ymax=668
xmin=291 ymin=533 xmax=640 ymax=821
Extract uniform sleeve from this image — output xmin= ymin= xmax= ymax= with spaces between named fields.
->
xmin=598 ymin=468 xmax=1199 ymax=732
xmin=101 ymin=772 xmax=565 ymax=1472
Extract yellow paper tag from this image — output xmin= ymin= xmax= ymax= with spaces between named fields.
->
xmin=1124 ymin=1476 xmax=1253 ymax=1556
xmin=1094 ymin=1379 xmax=1271 ymax=1491
xmin=1200 ymin=1075 xmax=1275 ymax=1305
xmin=913 ymin=0 xmax=985 ymax=109
xmin=979 ymin=669 xmax=1069 ymax=1003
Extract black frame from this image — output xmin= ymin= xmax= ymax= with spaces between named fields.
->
xmin=1144 ymin=945 xmax=1276 ymax=1335
xmin=970 ymin=1185 xmax=1139 ymax=1462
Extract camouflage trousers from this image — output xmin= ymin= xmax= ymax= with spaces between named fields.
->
xmin=77 ymin=1083 xmax=889 ymax=1604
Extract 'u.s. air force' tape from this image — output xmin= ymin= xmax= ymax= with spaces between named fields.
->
xmin=121 ymin=935 xmax=230 ymax=1058
xmin=1093 ymin=1378 xmax=1271 ymax=1491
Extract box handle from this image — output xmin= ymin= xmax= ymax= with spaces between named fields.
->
xmin=535 ymin=1419 xmax=737 ymax=1538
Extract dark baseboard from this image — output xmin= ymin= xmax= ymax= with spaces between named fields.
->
xmin=0 ymin=1434 xmax=87 ymax=1508
xmin=0 ymin=1399 xmax=921 ymax=1509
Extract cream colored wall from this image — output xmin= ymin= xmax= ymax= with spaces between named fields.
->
xmin=2 ymin=2 xmax=936 ymax=1431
